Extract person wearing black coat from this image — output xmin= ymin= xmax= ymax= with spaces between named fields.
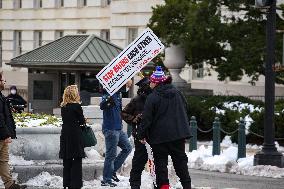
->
xmin=59 ymin=85 xmax=86 ymax=189
xmin=6 ymin=86 xmax=27 ymax=113
xmin=137 ymin=66 xmax=192 ymax=189
xmin=0 ymin=73 xmax=26 ymax=189
xmin=121 ymin=76 xmax=152 ymax=189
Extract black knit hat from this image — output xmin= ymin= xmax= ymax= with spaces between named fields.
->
xmin=10 ymin=85 xmax=17 ymax=90
xmin=135 ymin=77 xmax=149 ymax=87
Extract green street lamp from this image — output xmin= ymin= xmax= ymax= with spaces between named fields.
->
xmin=254 ymin=0 xmax=284 ymax=167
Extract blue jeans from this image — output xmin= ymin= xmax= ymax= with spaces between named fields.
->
xmin=102 ymin=129 xmax=132 ymax=183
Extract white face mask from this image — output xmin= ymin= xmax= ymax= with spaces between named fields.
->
xmin=11 ymin=89 xmax=16 ymax=95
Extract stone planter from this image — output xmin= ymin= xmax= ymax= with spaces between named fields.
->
xmin=9 ymin=125 xmax=103 ymax=160
xmin=164 ymin=45 xmax=187 ymax=87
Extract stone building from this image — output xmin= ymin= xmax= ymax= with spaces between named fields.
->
xmin=0 ymin=0 xmax=284 ymax=105
xmin=0 ymin=0 xmax=163 ymax=96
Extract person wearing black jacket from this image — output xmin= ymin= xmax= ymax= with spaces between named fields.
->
xmin=6 ymin=86 xmax=27 ymax=113
xmin=0 ymin=73 xmax=26 ymax=189
xmin=59 ymin=85 xmax=86 ymax=189
xmin=138 ymin=66 xmax=191 ymax=189
xmin=121 ymin=76 xmax=152 ymax=189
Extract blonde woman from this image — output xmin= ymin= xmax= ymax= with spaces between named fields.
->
xmin=59 ymin=85 xmax=85 ymax=189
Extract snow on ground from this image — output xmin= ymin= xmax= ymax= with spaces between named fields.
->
xmin=24 ymin=171 xmax=157 ymax=189
xmin=203 ymin=136 xmax=284 ymax=153
xmin=187 ymin=137 xmax=284 ymax=178
xmin=3 ymin=136 xmax=284 ymax=188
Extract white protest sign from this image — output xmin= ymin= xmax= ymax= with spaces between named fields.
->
xmin=96 ymin=28 xmax=164 ymax=96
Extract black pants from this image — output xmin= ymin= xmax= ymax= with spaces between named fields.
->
xmin=151 ymin=139 xmax=191 ymax=189
xmin=129 ymin=139 xmax=148 ymax=189
xmin=63 ymin=158 xmax=83 ymax=188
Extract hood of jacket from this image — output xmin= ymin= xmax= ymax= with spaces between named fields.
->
xmin=153 ymin=84 xmax=177 ymax=99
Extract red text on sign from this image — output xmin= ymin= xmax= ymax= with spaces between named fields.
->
xmin=102 ymin=69 xmax=114 ymax=82
xmin=113 ymin=57 xmax=130 ymax=73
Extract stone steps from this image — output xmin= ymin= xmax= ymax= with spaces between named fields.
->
xmin=13 ymin=161 xmax=104 ymax=183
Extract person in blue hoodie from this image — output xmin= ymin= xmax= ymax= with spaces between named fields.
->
xmin=100 ymin=81 xmax=133 ymax=187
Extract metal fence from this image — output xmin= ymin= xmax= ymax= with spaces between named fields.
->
xmin=189 ymin=116 xmax=284 ymax=159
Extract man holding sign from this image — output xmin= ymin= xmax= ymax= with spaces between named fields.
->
xmin=100 ymin=81 xmax=133 ymax=187
xmin=96 ymin=27 xmax=165 ymax=187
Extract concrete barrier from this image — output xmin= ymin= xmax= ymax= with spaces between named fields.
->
xmin=10 ymin=125 xmax=103 ymax=160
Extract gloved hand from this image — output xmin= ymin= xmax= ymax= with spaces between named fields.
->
xmin=133 ymin=114 xmax=142 ymax=124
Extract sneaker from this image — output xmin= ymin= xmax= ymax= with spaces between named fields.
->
xmin=112 ymin=173 xmax=120 ymax=182
xmin=101 ymin=181 xmax=117 ymax=187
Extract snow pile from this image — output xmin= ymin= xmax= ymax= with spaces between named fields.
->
xmin=220 ymin=136 xmax=236 ymax=147
xmin=26 ymin=172 xmax=63 ymax=187
xmin=187 ymin=137 xmax=284 ymax=178
xmin=9 ymin=154 xmax=34 ymax=166
xmin=24 ymin=171 xmax=156 ymax=189
xmin=187 ymin=145 xmax=238 ymax=173
xmin=84 ymin=148 xmax=103 ymax=160
xmin=231 ymin=157 xmax=284 ymax=178
xmin=83 ymin=148 xmax=104 ymax=164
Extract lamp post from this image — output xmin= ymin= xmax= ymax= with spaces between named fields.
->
xmin=254 ymin=0 xmax=284 ymax=167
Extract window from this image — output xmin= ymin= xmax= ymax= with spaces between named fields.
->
xmin=56 ymin=0 xmax=64 ymax=8
xmin=80 ymin=72 xmax=101 ymax=105
xmin=101 ymin=0 xmax=111 ymax=7
xmin=34 ymin=31 xmax=43 ymax=48
xmin=60 ymin=72 xmax=76 ymax=95
xmin=14 ymin=0 xmax=22 ymax=9
xmin=128 ymin=28 xmax=138 ymax=44
xmin=33 ymin=80 xmax=53 ymax=100
xmin=78 ymin=0 xmax=87 ymax=7
xmin=100 ymin=29 xmax=110 ymax=42
xmin=34 ymin=0 xmax=43 ymax=8
xmin=0 ymin=31 xmax=2 ymax=67
xmin=14 ymin=31 xmax=22 ymax=56
xmin=55 ymin=30 xmax=64 ymax=39
xmin=77 ymin=30 xmax=87 ymax=34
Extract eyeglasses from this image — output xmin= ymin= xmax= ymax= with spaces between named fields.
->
xmin=0 ymin=80 xmax=6 ymax=83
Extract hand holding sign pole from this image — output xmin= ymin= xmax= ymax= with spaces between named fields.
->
xmin=96 ymin=28 xmax=165 ymax=96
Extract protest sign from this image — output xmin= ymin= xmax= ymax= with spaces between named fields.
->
xmin=145 ymin=142 xmax=157 ymax=187
xmin=96 ymin=27 xmax=164 ymax=96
